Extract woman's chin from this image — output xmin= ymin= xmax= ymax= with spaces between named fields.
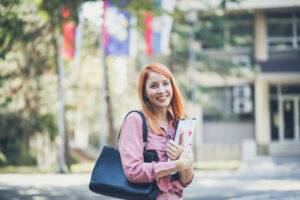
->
xmin=153 ymin=102 xmax=170 ymax=109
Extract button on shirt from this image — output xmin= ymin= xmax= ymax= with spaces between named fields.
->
xmin=119 ymin=112 xmax=193 ymax=200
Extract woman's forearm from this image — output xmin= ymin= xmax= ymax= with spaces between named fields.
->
xmin=156 ymin=148 xmax=194 ymax=179
xmin=156 ymin=160 xmax=183 ymax=179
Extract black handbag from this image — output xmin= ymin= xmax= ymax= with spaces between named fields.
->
xmin=89 ymin=110 xmax=160 ymax=200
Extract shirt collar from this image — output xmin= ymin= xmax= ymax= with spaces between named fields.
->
xmin=158 ymin=109 xmax=176 ymax=129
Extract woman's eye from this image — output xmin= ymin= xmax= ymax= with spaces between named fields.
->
xmin=150 ymin=84 xmax=157 ymax=88
xmin=163 ymin=82 xmax=170 ymax=86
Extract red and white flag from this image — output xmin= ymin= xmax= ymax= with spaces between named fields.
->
xmin=62 ymin=7 xmax=76 ymax=60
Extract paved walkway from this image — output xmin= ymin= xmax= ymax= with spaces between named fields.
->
xmin=0 ymin=156 xmax=300 ymax=200
xmin=185 ymin=156 xmax=300 ymax=199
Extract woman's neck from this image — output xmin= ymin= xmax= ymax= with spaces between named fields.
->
xmin=152 ymin=108 xmax=168 ymax=123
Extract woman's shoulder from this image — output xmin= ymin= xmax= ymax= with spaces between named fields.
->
xmin=123 ymin=110 xmax=144 ymax=124
xmin=121 ymin=111 xmax=145 ymax=138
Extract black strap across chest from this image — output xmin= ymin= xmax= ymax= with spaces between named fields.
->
xmin=117 ymin=110 xmax=148 ymax=151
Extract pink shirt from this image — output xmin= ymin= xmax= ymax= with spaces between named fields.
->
xmin=119 ymin=112 xmax=193 ymax=200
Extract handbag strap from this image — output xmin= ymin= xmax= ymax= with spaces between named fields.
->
xmin=117 ymin=110 xmax=148 ymax=150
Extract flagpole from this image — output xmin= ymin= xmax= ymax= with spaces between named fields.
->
xmin=74 ymin=8 xmax=83 ymax=66
xmin=57 ymin=35 xmax=66 ymax=173
xmin=99 ymin=0 xmax=108 ymax=150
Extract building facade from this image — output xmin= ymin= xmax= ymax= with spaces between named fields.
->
xmin=178 ymin=0 xmax=300 ymax=159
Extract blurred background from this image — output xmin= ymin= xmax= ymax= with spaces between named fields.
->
xmin=1 ymin=0 xmax=300 ymax=199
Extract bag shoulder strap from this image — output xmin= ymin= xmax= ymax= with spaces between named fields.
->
xmin=117 ymin=110 xmax=148 ymax=150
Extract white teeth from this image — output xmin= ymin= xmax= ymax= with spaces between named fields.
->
xmin=157 ymin=96 xmax=167 ymax=101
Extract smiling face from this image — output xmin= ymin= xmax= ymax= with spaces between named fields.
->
xmin=144 ymin=72 xmax=173 ymax=111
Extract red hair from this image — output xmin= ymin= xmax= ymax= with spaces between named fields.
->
xmin=138 ymin=63 xmax=186 ymax=135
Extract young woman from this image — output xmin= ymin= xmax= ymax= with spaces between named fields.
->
xmin=119 ymin=63 xmax=194 ymax=200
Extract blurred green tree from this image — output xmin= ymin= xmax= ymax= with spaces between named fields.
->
xmin=0 ymin=0 xmax=160 ymax=168
xmin=0 ymin=0 xmax=87 ymax=167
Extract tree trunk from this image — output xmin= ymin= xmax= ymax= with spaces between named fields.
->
xmin=50 ymin=17 xmax=69 ymax=173
xmin=103 ymin=60 xmax=115 ymax=146
xmin=65 ymin=119 xmax=71 ymax=171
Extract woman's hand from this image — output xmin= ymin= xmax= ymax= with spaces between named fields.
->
xmin=176 ymin=148 xmax=194 ymax=171
xmin=166 ymin=140 xmax=184 ymax=160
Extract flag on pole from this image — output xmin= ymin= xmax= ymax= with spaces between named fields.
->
xmin=144 ymin=12 xmax=153 ymax=56
xmin=144 ymin=0 xmax=176 ymax=56
xmin=62 ymin=7 xmax=76 ymax=60
xmin=144 ymin=15 xmax=173 ymax=56
xmin=62 ymin=22 xmax=76 ymax=60
xmin=103 ymin=0 xmax=131 ymax=56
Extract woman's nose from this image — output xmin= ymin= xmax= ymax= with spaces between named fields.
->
xmin=158 ymin=84 xmax=164 ymax=92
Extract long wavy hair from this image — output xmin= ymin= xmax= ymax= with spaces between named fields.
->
xmin=138 ymin=63 xmax=186 ymax=135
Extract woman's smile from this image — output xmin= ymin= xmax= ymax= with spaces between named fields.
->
xmin=156 ymin=95 xmax=169 ymax=102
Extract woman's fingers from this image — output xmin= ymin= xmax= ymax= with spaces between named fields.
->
xmin=166 ymin=152 xmax=174 ymax=160
xmin=166 ymin=148 xmax=176 ymax=156
xmin=167 ymin=140 xmax=183 ymax=150
xmin=166 ymin=150 xmax=177 ymax=160
xmin=166 ymin=140 xmax=184 ymax=160
xmin=166 ymin=143 xmax=177 ymax=152
xmin=169 ymin=141 xmax=184 ymax=152
xmin=166 ymin=141 xmax=177 ymax=152
xmin=167 ymin=140 xmax=178 ymax=147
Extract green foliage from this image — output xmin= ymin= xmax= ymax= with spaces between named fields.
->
xmin=0 ymin=112 xmax=35 ymax=166
xmin=122 ymin=1 xmax=158 ymax=19
xmin=0 ymin=0 xmax=91 ymax=167
xmin=0 ymin=111 xmax=58 ymax=166
xmin=0 ymin=0 xmax=25 ymax=58
xmin=88 ymin=133 xmax=99 ymax=149
xmin=197 ymin=14 xmax=253 ymax=48
xmin=0 ymin=0 xmax=90 ymax=59
xmin=4 ymin=139 xmax=37 ymax=166
xmin=119 ymin=0 xmax=178 ymax=31
xmin=37 ymin=113 xmax=58 ymax=141
xmin=0 ymin=96 xmax=12 ymax=110
xmin=196 ymin=16 xmax=226 ymax=49
xmin=69 ymin=150 xmax=81 ymax=165
xmin=0 ymin=151 xmax=7 ymax=166
xmin=38 ymin=0 xmax=83 ymax=24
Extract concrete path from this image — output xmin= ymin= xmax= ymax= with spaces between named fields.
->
xmin=185 ymin=156 xmax=300 ymax=199
xmin=0 ymin=156 xmax=300 ymax=200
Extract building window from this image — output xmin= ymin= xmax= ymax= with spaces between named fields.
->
xmin=282 ymin=84 xmax=300 ymax=95
xmin=267 ymin=12 xmax=300 ymax=50
xmin=202 ymin=85 xmax=254 ymax=121
xmin=232 ymin=85 xmax=253 ymax=114
xmin=197 ymin=14 xmax=253 ymax=49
